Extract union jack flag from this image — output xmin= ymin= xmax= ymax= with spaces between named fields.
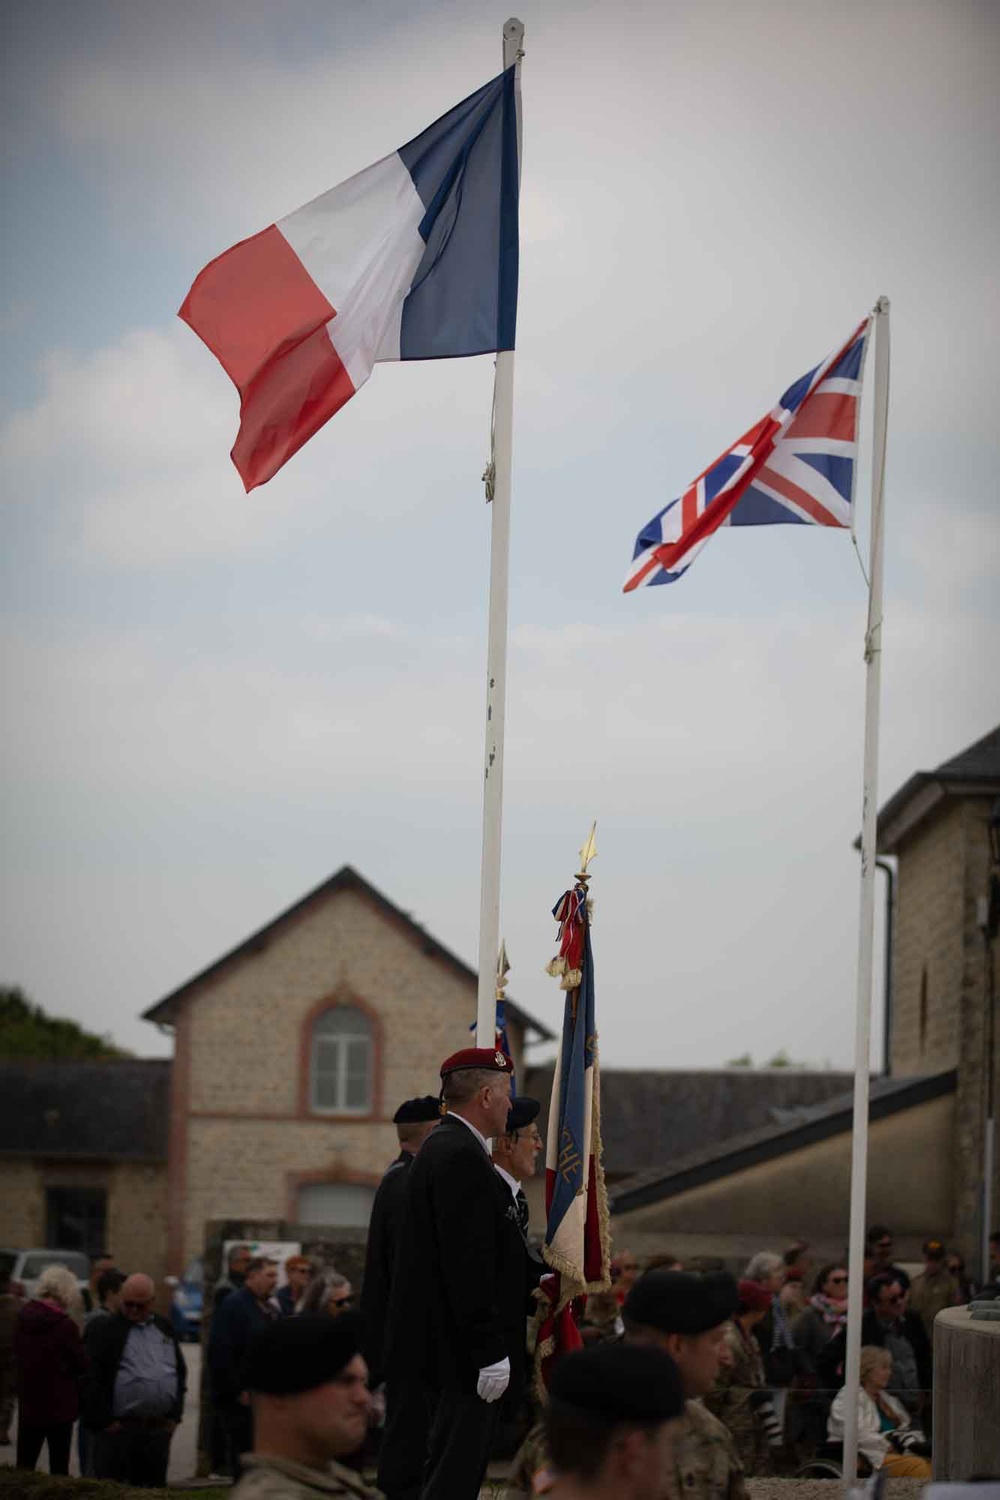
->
xmin=624 ymin=317 xmax=871 ymax=589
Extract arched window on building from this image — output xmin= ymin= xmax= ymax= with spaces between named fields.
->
xmin=310 ymin=1005 xmax=373 ymax=1115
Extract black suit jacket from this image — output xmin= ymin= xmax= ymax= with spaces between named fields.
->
xmin=384 ymin=1114 xmax=535 ymax=1397
xmin=361 ymin=1149 xmax=413 ymax=1385
xmin=207 ymin=1285 xmax=274 ymax=1403
xmin=81 ymin=1313 xmax=186 ymax=1431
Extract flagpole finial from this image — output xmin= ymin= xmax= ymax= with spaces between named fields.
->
xmin=577 ymin=822 xmax=597 ymax=884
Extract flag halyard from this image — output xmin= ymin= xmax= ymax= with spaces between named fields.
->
xmin=624 ymin=317 xmax=871 ymax=589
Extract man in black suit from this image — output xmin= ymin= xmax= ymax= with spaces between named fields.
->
xmin=367 ymin=1095 xmax=441 ymax=1500
xmin=363 ymin=1094 xmax=442 ymax=1386
xmin=384 ymin=1046 xmax=530 ymax=1500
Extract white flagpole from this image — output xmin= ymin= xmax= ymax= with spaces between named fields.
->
xmin=476 ymin=18 xmax=524 ymax=1047
xmin=842 ymin=295 xmax=891 ymax=1482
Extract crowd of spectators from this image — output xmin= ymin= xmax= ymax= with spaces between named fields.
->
xmin=597 ymin=1219 xmax=988 ymax=1482
xmin=0 ymin=1240 xmax=360 ymax=1485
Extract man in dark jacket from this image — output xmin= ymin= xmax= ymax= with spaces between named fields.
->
xmin=83 ymin=1272 xmax=186 ymax=1486
xmin=207 ymin=1256 xmax=279 ymax=1473
xmin=383 ymin=1047 xmax=533 ymax=1500
xmin=363 ymin=1094 xmax=441 ymax=1386
xmin=817 ymin=1273 xmax=931 ymax=1414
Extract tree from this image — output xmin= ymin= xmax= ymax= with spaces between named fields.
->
xmin=727 ymin=1052 xmax=753 ymax=1067
xmin=0 ymin=986 xmax=129 ymax=1060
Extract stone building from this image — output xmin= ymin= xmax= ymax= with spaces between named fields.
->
xmin=141 ymin=865 xmax=552 ymax=1271
xmin=609 ymin=723 xmax=1000 ymax=1268
xmin=876 ymin=723 xmax=1000 ymax=1263
xmin=0 ymin=1059 xmax=170 ymax=1285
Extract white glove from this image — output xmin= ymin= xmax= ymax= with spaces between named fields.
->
xmin=476 ymin=1356 xmax=511 ymax=1403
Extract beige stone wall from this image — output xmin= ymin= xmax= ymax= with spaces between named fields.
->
xmin=0 ymin=1159 xmax=44 ymax=1246
xmin=891 ymin=800 xmax=965 ymax=1075
xmin=0 ymin=1157 xmax=169 ymax=1306
xmin=889 ymin=791 xmax=998 ymax=1259
xmin=611 ymin=1092 xmax=955 ymax=1265
xmin=186 ymin=887 xmax=480 ymax=1117
xmin=183 ymin=1117 xmax=398 ymax=1256
xmin=179 ymin=886 xmax=502 ymax=1262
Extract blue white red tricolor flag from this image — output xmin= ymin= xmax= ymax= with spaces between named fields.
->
xmin=536 ymin=881 xmax=610 ymax=1385
xmin=180 ymin=68 xmax=519 ymax=491
xmin=624 ymin=317 xmax=872 ymax=589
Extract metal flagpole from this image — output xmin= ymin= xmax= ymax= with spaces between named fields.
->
xmin=476 ymin=17 xmax=524 ymax=1046
xmin=842 ymin=295 xmax=891 ymax=1483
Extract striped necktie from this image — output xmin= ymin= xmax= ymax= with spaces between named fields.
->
xmin=515 ymin=1188 xmax=530 ymax=1238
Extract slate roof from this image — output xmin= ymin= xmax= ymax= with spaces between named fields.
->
xmin=608 ymin=1068 xmax=956 ymax=1214
xmin=876 ymin=724 xmax=1000 ymax=852
xmin=0 ymin=1059 xmax=171 ymax=1162
xmin=523 ymin=1065 xmax=855 ymax=1180
xmin=143 ymin=864 xmax=553 ymax=1042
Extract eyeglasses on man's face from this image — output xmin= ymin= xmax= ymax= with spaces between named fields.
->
xmin=331 ymin=1294 xmax=354 ymax=1308
xmin=123 ymin=1300 xmax=152 ymax=1311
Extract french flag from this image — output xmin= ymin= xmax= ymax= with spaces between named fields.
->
xmin=180 ymin=67 xmax=519 ymax=491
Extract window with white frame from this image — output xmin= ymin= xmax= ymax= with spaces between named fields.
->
xmin=310 ymin=1006 xmax=373 ymax=1114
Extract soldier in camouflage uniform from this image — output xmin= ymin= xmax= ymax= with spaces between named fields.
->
xmin=233 ymin=1313 xmax=382 ymax=1500
xmin=705 ymin=1281 xmax=780 ymax=1477
xmin=504 ymin=1270 xmax=746 ymax=1500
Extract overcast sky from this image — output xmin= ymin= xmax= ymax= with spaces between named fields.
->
xmin=3 ymin=0 xmax=998 ymax=1072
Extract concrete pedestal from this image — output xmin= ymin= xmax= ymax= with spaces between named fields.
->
xmin=933 ymin=1306 xmax=1000 ymax=1479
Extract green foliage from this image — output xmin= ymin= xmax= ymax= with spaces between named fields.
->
xmin=0 ymin=986 xmax=129 ymax=1060
xmin=764 ymin=1049 xmax=808 ymax=1068
xmin=726 ymin=1049 xmax=810 ymax=1069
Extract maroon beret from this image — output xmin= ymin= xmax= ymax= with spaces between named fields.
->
xmin=440 ymin=1047 xmax=513 ymax=1078
xmin=737 ymin=1279 xmax=774 ymax=1313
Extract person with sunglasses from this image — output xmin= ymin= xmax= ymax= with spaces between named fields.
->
xmin=788 ymin=1264 xmax=848 ymax=1453
xmin=83 ymin=1272 xmax=186 ymax=1486
xmin=298 ymin=1269 xmax=355 ymax=1318
xmin=817 ymin=1274 xmax=931 ymax=1420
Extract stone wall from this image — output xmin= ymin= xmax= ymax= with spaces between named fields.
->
xmin=0 ymin=1156 xmax=169 ymax=1303
xmin=891 ymin=800 xmax=965 ymax=1076
xmin=891 ymin=792 xmax=999 ymax=1260
xmin=933 ymin=1307 xmax=1000 ymax=1479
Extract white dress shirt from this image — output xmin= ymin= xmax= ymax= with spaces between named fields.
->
xmin=493 ymin=1163 xmax=521 ymax=1201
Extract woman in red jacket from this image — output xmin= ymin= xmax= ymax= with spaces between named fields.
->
xmin=14 ymin=1263 xmax=88 ymax=1474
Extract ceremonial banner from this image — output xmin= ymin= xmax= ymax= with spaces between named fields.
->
xmin=180 ymin=67 xmax=519 ymax=491
xmin=536 ymin=870 xmax=610 ymax=1384
xmin=625 ymin=317 xmax=871 ymax=588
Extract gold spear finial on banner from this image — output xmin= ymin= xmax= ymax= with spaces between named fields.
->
xmin=577 ymin=822 xmax=597 ymax=885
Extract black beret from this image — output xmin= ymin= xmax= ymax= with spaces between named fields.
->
xmin=506 ymin=1096 xmax=540 ymax=1133
xmin=547 ymin=1342 xmax=684 ymax=1423
xmin=624 ymin=1270 xmax=738 ymax=1335
xmin=243 ymin=1312 xmax=363 ymax=1394
xmin=393 ymin=1095 xmax=442 ymax=1124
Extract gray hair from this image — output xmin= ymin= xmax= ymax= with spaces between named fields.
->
xmin=442 ymin=1067 xmax=501 ymax=1107
xmin=35 ymin=1264 xmax=82 ymax=1309
xmin=744 ymin=1251 xmax=783 ymax=1282
xmin=297 ymin=1268 xmax=351 ymax=1316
